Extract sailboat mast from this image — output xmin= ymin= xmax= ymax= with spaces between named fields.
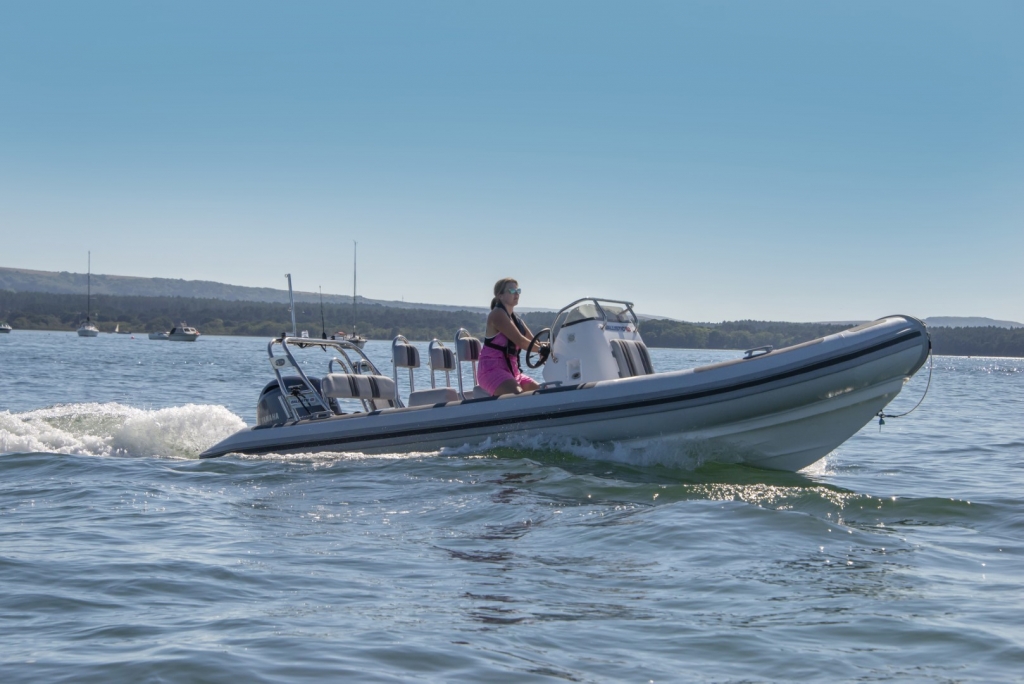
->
xmin=352 ymin=241 xmax=357 ymax=334
xmin=87 ymin=251 xmax=91 ymax=323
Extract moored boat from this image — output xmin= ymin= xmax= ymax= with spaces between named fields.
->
xmin=168 ymin=323 xmax=201 ymax=342
xmin=333 ymin=330 xmax=367 ymax=349
xmin=77 ymin=251 xmax=99 ymax=337
xmin=201 ymin=298 xmax=931 ymax=472
xmin=0 ymin=322 xmax=11 ymax=333
xmin=148 ymin=331 xmax=170 ymax=340
xmin=346 ymin=241 xmax=367 ymax=349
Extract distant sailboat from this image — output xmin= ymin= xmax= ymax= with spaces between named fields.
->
xmin=77 ymin=252 xmax=99 ymax=337
xmin=344 ymin=241 xmax=367 ymax=349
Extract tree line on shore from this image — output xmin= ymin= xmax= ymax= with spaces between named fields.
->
xmin=2 ymin=290 xmax=1022 ymax=357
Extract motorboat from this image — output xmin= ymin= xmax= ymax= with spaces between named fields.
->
xmin=148 ymin=331 xmax=169 ymax=340
xmin=334 ymin=330 xmax=367 ymax=349
xmin=168 ymin=323 xmax=201 ymax=342
xmin=77 ymin=251 xmax=99 ymax=337
xmin=0 ymin=322 xmax=11 ymax=333
xmin=201 ymin=297 xmax=931 ymax=472
xmin=77 ymin=321 xmax=99 ymax=337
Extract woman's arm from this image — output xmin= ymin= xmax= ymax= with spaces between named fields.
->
xmin=487 ymin=308 xmax=535 ymax=350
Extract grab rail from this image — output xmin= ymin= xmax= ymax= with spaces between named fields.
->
xmin=743 ymin=345 xmax=774 ymax=359
xmin=267 ymin=336 xmax=384 ymax=422
xmin=549 ymin=297 xmax=638 ymax=360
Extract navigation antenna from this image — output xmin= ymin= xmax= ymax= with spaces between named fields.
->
xmin=285 ymin=273 xmax=297 ymax=337
xmin=319 ymin=286 xmax=327 ymax=340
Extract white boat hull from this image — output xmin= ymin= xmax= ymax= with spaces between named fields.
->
xmin=168 ymin=324 xmax=201 ymax=341
xmin=77 ymin=326 xmax=99 ymax=337
xmin=202 ymin=316 xmax=930 ymax=471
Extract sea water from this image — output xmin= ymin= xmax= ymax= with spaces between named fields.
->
xmin=1 ymin=331 xmax=1022 ymax=682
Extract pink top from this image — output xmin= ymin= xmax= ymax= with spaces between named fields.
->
xmin=477 ymin=331 xmax=529 ymax=395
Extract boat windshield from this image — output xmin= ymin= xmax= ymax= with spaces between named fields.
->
xmin=560 ymin=303 xmax=631 ymax=328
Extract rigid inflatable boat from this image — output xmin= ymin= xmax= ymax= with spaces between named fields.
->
xmin=200 ymin=298 xmax=931 ymax=471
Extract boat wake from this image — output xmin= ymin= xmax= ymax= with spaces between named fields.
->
xmin=0 ymin=401 xmax=818 ymax=471
xmin=0 ymin=403 xmax=246 ymax=459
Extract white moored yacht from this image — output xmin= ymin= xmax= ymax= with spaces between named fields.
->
xmin=344 ymin=241 xmax=367 ymax=349
xmin=168 ymin=323 xmax=201 ymax=341
xmin=77 ymin=251 xmax=99 ymax=337
xmin=333 ymin=331 xmax=367 ymax=349
xmin=201 ymin=298 xmax=931 ymax=472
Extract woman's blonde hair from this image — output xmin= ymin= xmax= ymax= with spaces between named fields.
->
xmin=490 ymin=277 xmax=518 ymax=310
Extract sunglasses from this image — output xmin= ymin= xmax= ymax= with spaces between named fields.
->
xmin=505 ymin=288 xmax=522 ymax=295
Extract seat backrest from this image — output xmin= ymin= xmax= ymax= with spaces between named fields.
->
xmin=321 ymin=373 xmax=397 ymax=410
xmin=457 ymin=335 xmax=481 ymax=362
xmin=393 ymin=340 xmax=420 ymax=369
xmin=429 ymin=345 xmax=457 ymax=372
xmin=427 ymin=340 xmax=457 ymax=391
xmin=454 ymin=329 xmax=483 ymax=400
xmin=391 ymin=335 xmax=421 ymax=405
xmin=609 ymin=339 xmax=655 ymax=378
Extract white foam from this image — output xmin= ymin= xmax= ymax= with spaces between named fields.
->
xmin=0 ymin=402 xmax=803 ymax=471
xmin=235 ymin=450 xmax=436 ymax=464
xmin=0 ymin=403 xmax=246 ymax=459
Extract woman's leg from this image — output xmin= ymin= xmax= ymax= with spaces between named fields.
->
xmin=519 ymin=377 xmax=540 ymax=392
xmin=492 ymin=378 xmax=524 ymax=396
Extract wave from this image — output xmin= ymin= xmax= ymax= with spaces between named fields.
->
xmin=0 ymin=403 xmax=246 ymax=459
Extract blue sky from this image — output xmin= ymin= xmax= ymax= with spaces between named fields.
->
xmin=2 ymin=1 xmax=1021 ymax=322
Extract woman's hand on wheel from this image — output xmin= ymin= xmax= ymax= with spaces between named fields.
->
xmin=525 ymin=329 xmax=551 ymax=369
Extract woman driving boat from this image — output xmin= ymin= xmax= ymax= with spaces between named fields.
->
xmin=478 ymin=278 xmax=545 ymax=396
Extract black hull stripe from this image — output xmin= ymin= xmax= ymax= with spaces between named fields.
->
xmin=202 ymin=330 xmax=923 ymax=458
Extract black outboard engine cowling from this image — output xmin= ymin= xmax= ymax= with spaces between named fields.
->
xmin=256 ymin=376 xmax=331 ymax=427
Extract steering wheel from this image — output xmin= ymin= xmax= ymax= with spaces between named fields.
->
xmin=525 ymin=328 xmax=551 ymax=369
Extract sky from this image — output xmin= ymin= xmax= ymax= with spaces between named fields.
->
xmin=1 ymin=1 xmax=1022 ymax=323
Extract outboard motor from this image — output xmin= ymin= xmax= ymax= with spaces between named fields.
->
xmin=256 ymin=376 xmax=331 ymax=427
xmin=543 ymin=299 xmax=653 ymax=386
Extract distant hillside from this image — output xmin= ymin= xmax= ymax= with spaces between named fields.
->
xmin=4 ymin=266 xmax=1021 ymax=341
xmin=0 ymin=290 xmax=555 ymax=342
xmin=0 ymin=266 xmax=486 ymax=312
xmin=925 ymin=316 xmax=1023 ymax=329
xmin=4 ymin=290 xmax=1024 ymax=356
xmin=0 ymin=265 xmax=663 ymax=318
